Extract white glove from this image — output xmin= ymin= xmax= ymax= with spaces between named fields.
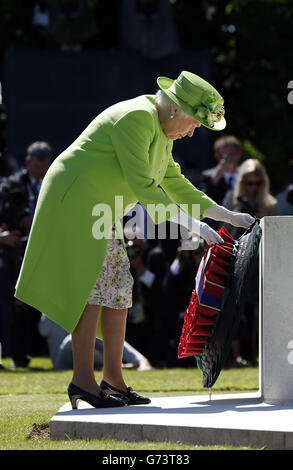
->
xmin=170 ymin=209 xmax=224 ymax=245
xmin=203 ymin=204 xmax=255 ymax=229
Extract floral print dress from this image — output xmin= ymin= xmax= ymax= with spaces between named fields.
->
xmin=87 ymin=234 xmax=134 ymax=309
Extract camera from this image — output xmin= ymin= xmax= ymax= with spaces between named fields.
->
xmin=221 ymin=153 xmax=232 ymax=163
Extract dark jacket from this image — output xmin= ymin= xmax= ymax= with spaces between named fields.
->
xmin=0 ymin=168 xmax=31 ymax=232
xmin=199 ymin=166 xmax=232 ymax=205
xmin=0 ymin=168 xmax=32 ymax=276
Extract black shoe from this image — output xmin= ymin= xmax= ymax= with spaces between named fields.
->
xmin=67 ymin=382 xmax=126 ymax=410
xmin=100 ymin=379 xmax=151 ymax=405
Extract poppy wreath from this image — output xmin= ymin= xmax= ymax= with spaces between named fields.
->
xmin=178 ymin=219 xmax=262 ymax=388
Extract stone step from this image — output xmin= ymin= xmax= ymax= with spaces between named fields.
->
xmin=50 ymin=391 xmax=293 ymax=450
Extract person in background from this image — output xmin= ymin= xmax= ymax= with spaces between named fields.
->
xmin=38 ymin=314 xmax=152 ymax=371
xmin=0 ymin=141 xmax=52 ymax=366
xmin=125 ymin=226 xmax=169 ymax=367
xmin=0 ymin=224 xmax=20 ymax=357
xmin=200 ymin=135 xmax=242 ymax=206
xmin=163 ymin=237 xmax=206 ymax=367
xmin=222 ymin=158 xmax=278 ymax=236
xmin=0 ymin=150 xmax=19 ymax=179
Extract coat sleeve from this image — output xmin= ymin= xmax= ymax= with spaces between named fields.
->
xmin=109 ymin=110 xmax=180 ymax=224
xmin=160 ymin=152 xmax=216 ymax=219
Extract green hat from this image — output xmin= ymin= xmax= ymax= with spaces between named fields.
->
xmin=157 ymin=71 xmax=226 ymax=131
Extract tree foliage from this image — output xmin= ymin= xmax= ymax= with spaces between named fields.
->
xmin=171 ymin=0 xmax=293 ymax=191
xmin=0 ymin=0 xmax=292 ymax=190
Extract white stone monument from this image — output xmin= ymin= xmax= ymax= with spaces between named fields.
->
xmin=260 ymin=216 xmax=293 ymax=401
xmin=50 ymin=216 xmax=293 ymax=448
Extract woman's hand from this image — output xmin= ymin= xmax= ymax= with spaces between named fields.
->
xmin=170 ymin=208 xmax=224 ymax=245
xmin=195 ymin=221 xmax=224 ymax=245
xmin=203 ymin=204 xmax=255 ymax=228
xmin=224 ymin=211 xmax=255 ymax=228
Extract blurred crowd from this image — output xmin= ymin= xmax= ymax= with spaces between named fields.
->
xmin=2 ymin=0 xmax=180 ymax=59
xmin=1 ymin=135 xmax=292 ymax=371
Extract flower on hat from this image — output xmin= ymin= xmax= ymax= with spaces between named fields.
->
xmin=210 ymin=104 xmax=225 ymax=125
xmin=192 ymin=91 xmax=225 ymax=128
xmin=195 ymin=103 xmax=225 ymax=128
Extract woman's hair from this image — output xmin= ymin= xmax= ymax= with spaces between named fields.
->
xmin=233 ymin=158 xmax=275 ymax=209
xmin=155 ymin=89 xmax=190 ymax=118
xmin=27 ymin=141 xmax=52 ymax=161
xmin=214 ymin=135 xmax=240 ymax=152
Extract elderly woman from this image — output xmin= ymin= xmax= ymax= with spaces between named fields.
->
xmin=14 ymin=71 xmax=254 ymax=409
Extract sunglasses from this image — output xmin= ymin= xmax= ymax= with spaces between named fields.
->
xmin=245 ymin=180 xmax=263 ymax=187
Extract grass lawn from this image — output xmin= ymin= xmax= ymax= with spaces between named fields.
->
xmin=0 ymin=357 xmax=259 ymax=450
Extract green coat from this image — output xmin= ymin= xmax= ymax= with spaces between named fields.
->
xmin=14 ymin=95 xmax=215 ymax=333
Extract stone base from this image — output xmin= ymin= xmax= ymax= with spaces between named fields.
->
xmin=50 ymin=392 xmax=293 ymax=449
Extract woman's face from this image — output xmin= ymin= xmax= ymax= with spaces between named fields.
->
xmin=163 ymin=111 xmax=202 ymax=140
xmin=243 ymin=172 xmax=264 ymax=199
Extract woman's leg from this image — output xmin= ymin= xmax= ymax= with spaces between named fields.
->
xmin=101 ymin=306 xmax=128 ymax=391
xmin=71 ymin=303 xmax=101 ymax=395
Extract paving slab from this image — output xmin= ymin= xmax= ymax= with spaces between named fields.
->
xmin=50 ymin=391 xmax=293 ymax=449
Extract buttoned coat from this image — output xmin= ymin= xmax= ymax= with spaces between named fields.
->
xmin=14 ymin=95 xmax=215 ymax=333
